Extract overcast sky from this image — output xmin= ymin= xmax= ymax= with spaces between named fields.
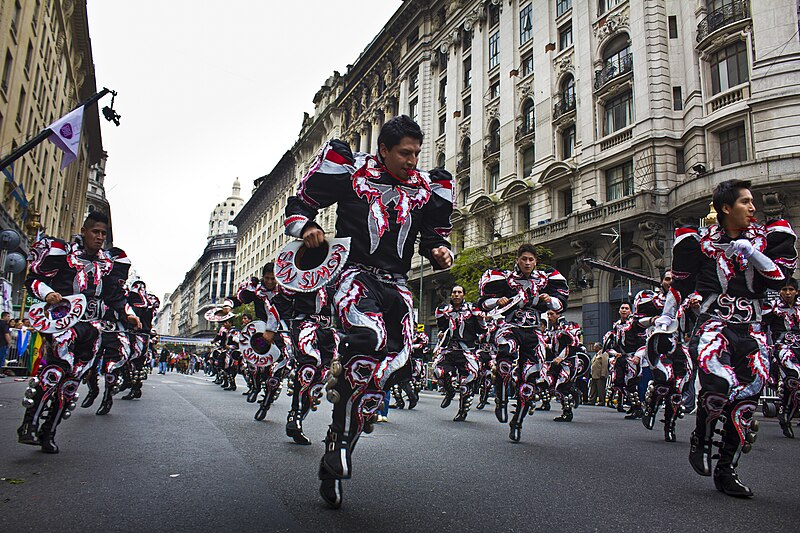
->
xmin=86 ymin=1 xmax=402 ymax=300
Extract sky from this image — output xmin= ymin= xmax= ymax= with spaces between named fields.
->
xmin=86 ymin=1 xmax=402 ymax=300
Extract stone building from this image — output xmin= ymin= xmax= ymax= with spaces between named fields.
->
xmin=239 ymin=0 xmax=800 ymax=342
xmin=84 ymin=150 xmax=112 ymax=245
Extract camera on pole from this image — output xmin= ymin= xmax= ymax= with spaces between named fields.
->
xmin=0 ymin=229 xmax=27 ymax=274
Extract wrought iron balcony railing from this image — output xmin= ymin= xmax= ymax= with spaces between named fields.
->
xmin=594 ymin=53 xmax=633 ymax=90
xmin=553 ymin=94 xmax=576 ymax=120
xmin=697 ymin=0 xmax=750 ymax=42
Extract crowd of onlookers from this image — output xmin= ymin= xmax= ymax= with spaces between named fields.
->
xmin=0 ymin=310 xmax=35 ymax=375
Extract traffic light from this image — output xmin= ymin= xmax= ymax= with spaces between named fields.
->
xmin=0 ymin=229 xmax=27 ymax=274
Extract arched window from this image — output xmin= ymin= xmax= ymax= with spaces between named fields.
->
xmin=489 ymin=119 xmax=500 ymax=152
xmin=462 ymin=137 xmax=471 ymax=161
xmin=521 ymin=98 xmax=535 ymax=133
xmin=437 ymin=152 xmax=446 ymax=168
xmin=561 ymin=75 xmax=575 ymax=108
xmin=601 ymin=33 xmax=632 ymax=80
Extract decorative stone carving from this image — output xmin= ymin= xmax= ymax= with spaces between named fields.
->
xmin=569 ymin=239 xmax=595 ymax=290
xmin=639 ymin=219 xmax=665 ymax=269
xmin=762 ymin=191 xmax=786 ymax=220
xmin=459 ymin=121 xmax=471 ymax=137
xmin=435 ymin=138 xmax=446 ymax=155
xmin=555 ymin=55 xmax=572 ymax=74
xmin=594 ymin=8 xmax=629 ymax=40
xmin=518 ymin=81 xmax=534 ymax=99
xmin=486 ymin=104 xmax=499 ymax=120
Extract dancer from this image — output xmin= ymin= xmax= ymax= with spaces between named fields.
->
xmin=540 ymin=310 xmax=583 ymax=422
xmin=433 ymin=285 xmax=486 ymax=421
xmin=479 ymin=244 xmax=569 ymax=442
xmin=284 ymin=115 xmax=453 ymax=508
xmin=659 ymin=179 xmax=796 ymax=497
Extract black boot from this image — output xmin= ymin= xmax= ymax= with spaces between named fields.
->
xmin=689 ymin=393 xmax=726 ymax=476
xmin=321 ymin=428 xmax=352 ymax=479
xmin=440 ymin=389 xmax=455 ymax=409
xmin=713 ymin=441 xmax=753 ymax=498
xmin=553 ymin=410 xmax=573 ymax=422
xmin=393 ymin=386 xmax=405 ymax=410
xmin=509 ymin=402 xmax=529 ymax=443
xmin=402 ymin=381 xmax=418 ymax=410
xmin=17 ymin=422 xmax=40 ymax=445
xmin=318 ymin=459 xmax=343 ymax=509
xmin=453 ymin=392 xmax=472 ymax=422
xmin=121 ymin=384 xmax=142 ymax=400
xmin=495 ymin=377 xmax=508 ymax=423
xmin=96 ymin=395 xmax=113 ymax=416
xmin=286 ymin=410 xmax=312 ymax=445
xmin=779 ymin=393 xmax=796 ymax=438
xmin=247 ymin=388 xmax=259 ymax=403
xmin=38 ymin=405 xmax=62 ymax=454
xmin=81 ymin=383 xmax=99 ymax=408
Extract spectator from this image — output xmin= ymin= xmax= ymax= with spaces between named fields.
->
xmin=158 ymin=348 xmax=169 ymax=374
xmin=589 ymin=343 xmax=609 ymax=406
xmin=0 ymin=311 xmax=10 ymax=373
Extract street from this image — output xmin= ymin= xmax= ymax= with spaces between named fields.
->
xmin=1 ymin=372 xmax=799 ymax=532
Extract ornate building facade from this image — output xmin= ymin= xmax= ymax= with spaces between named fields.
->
xmin=238 ymin=0 xmax=800 ymax=341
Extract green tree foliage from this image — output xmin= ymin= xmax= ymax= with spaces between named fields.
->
xmin=230 ymin=302 xmax=255 ymax=329
xmin=450 ymin=244 xmax=553 ymax=302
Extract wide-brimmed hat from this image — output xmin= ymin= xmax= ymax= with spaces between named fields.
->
xmin=274 ymin=237 xmax=351 ymax=292
xmin=204 ymin=306 xmax=235 ymax=322
xmin=238 ymin=320 xmax=279 ymax=366
xmin=28 ymin=294 xmax=87 ymax=334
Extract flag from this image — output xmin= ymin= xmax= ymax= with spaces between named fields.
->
xmin=28 ymin=331 xmax=43 ymax=376
xmin=16 ymin=327 xmax=30 ymax=354
xmin=46 ymin=106 xmax=84 ymax=169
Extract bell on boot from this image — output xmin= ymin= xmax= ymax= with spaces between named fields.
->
xmin=39 ymin=433 xmax=59 ymax=454
xmin=713 ymin=464 xmax=753 ymax=498
xmin=17 ymin=423 xmax=40 ymax=446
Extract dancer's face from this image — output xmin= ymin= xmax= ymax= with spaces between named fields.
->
xmin=380 ymin=136 xmax=421 ymax=181
xmin=451 ymin=286 xmax=464 ymax=306
xmin=721 ymin=188 xmax=755 ymax=231
xmin=619 ymin=304 xmax=631 ymax=319
xmin=81 ymin=221 xmax=108 ymax=255
xmin=780 ymin=286 xmax=797 ymax=305
xmin=516 ymin=252 xmax=537 ymax=275
xmin=262 ymin=272 xmax=277 ymax=290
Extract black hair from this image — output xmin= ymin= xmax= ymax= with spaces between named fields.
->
xmin=82 ymin=210 xmax=109 ymax=229
xmin=712 ymin=179 xmax=751 ymax=225
xmin=517 ymin=243 xmax=537 ymax=258
xmin=262 ymin=262 xmax=274 ymax=277
xmin=241 ymin=313 xmax=252 ymax=321
xmin=377 ymin=115 xmax=423 ymax=152
xmin=781 ymin=278 xmax=799 ymax=290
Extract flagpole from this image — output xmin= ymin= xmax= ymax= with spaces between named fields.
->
xmin=0 ymin=87 xmax=114 ymax=173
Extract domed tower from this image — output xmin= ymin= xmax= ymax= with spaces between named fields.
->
xmin=208 ymin=179 xmax=244 ymax=240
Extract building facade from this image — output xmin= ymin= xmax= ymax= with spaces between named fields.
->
xmin=238 ymin=0 xmax=800 ymax=342
xmin=84 ymin=150 xmax=112 ymax=245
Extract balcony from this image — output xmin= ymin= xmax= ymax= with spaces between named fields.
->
xmin=697 ymin=0 xmax=750 ymax=43
xmin=594 ymin=54 xmax=633 ymax=91
xmin=515 ymin=124 xmax=535 ymax=145
xmin=553 ymin=94 xmax=576 ymax=120
xmin=706 ymin=84 xmax=749 ymax=114
xmin=483 ymin=141 xmax=500 ymax=159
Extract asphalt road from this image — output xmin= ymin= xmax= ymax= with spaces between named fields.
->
xmin=1 ymin=371 xmax=799 ymax=532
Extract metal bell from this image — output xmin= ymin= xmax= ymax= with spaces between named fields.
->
xmin=67 ymin=401 xmax=77 ymax=411
xmin=28 ymin=377 xmax=40 ymax=387
xmin=745 ymin=431 xmax=757 ymax=444
xmin=330 ymin=360 xmax=343 ymax=377
xmin=62 ymin=410 xmax=72 ymax=419
xmin=751 ymin=419 xmax=759 ymax=432
xmin=22 ymin=397 xmax=35 ymax=408
xmin=24 ymin=387 xmax=37 ymax=399
xmin=742 ymin=442 xmax=752 ymax=453
xmin=326 ymin=389 xmax=341 ymax=403
xmin=74 ymin=392 xmax=80 ymax=401
xmin=286 ymin=389 xmax=294 ymax=396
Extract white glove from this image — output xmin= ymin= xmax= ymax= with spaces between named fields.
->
xmin=654 ymin=315 xmax=673 ymax=329
xmin=730 ymin=239 xmax=755 ymax=259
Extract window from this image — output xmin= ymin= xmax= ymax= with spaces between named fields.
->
xmin=409 ymin=67 xmax=419 ymax=93
xmin=488 ymin=164 xmax=500 ymax=192
xmin=462 ymin=29 xmax=472 ymax=50
xmin=520 ymin=4 xmax=533 ymax=45
xmin=463 ymin=96 xmax=471 ymax=118
xmin=521 ymin=52 xmax=534 ymax=77
xmin=559 ymin=23 xmax=573 ymax=50
xmin=673 ymin=87 xmax=683 ymax=111
xmin=437 ymin=152 xmax=446 ymax=168
xmin=16 ymin=87 xmax=26 ymax=124
xmin=719 ymin=122 xmax=747 ymax=166
xmin=439 ymin=114 xmax=447 ymax=136
xmin=463 ymin=56 xmax=472 ymax=88
xmin=522 ymin=98 xmax=535 ymax=133
xmin=676 ymin=148 xmax=685 ymax=174
xmin=489 ymin=119 xmax=501 ymax=152
xmin=24 ymin=42 xmax=33 ymax=73
xmin=599 ymin=0 xmax=622 ymax=14
xmin=489 ymin=77 xmax=500 ymax=100
xmin=518 ymin=203 xmax=531 ymax=231
xmin=710 ymin=41 xmax=748 ymax=95
xmin=556 ymin=0 xmax=572 ymax=18
xmin=11 ymin=1 xmax=21 ymax=34
xmin=489 ymin=4 xmax=500 ymax=27
xmin=603 ymin=91 xmax=633 ymax=136
xmin=2 ymin=52 xmax=12 ymax=93
xmin=522 ymin=146 xmax=535 ymax=176
xmin=409 ymin=98 xmax=418 ymax=122
xmin=489 ymin=32 xmax=500 ymax=69
xmin=459 ymin=178 xmax=470 ymax=206
xmin=406 ymin=27 xmax=419 ymax=48
xmin=605 ymin=160 xmax=634 ymax=201
xmin=461 ymin=137 xmax=471 ymax=162
xmin=562 ymin=125 xmax=576 ymax=159
xmin=439 ymin=76 xmax=447 ymax=107
xmin=668 ymin=16 xmax=678 ymax=39
xmin=560 ymin=188 xmax=573 ymax=217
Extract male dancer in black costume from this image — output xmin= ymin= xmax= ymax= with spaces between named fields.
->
xmin=433 ymin=285 xmax=486 ymax=421
xmin=285 ymin=115 xmax=453 ymax=508
xmin=119 ymin=281 xmax=159 ymax=401
xmin=17 ymin=212 xmax=140 ymax=453
xmin=479 ymin=244 xmax=569 ymax=442
xmin=658 ymin=180 xmax=796 ymax=497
